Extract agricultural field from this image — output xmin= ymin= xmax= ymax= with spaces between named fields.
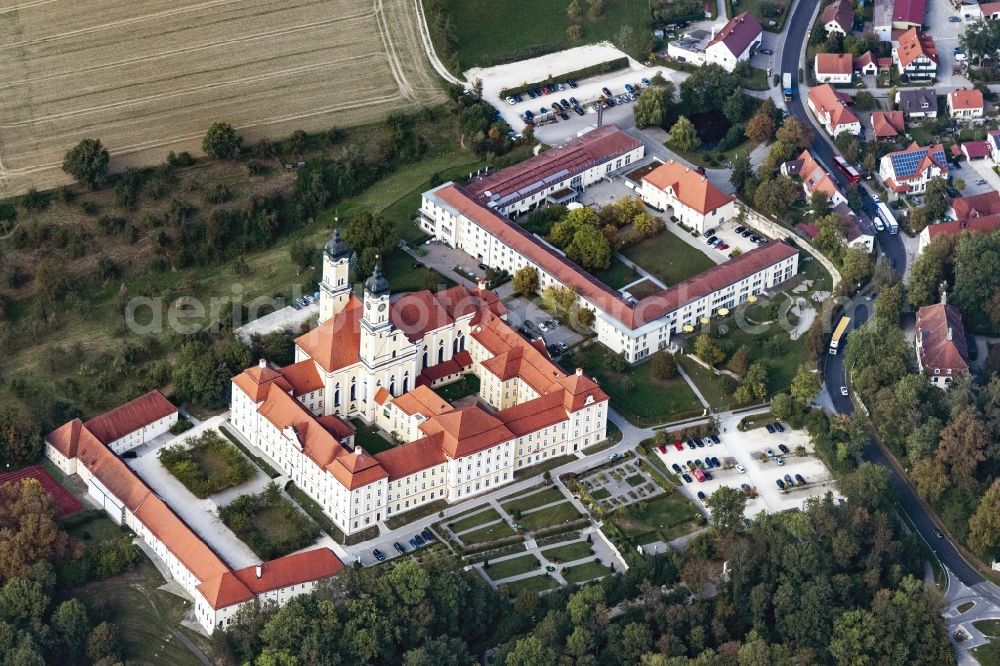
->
xmin=0 ymin=0 xmax=445 ymax=195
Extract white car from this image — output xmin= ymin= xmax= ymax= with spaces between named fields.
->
xmin=735 ymin=464 xmax=746 ymax=474
xmin=871 ymin=193 xmax=881 ymax=203
xmin=776 ymin=456 xmax=785 ymax=466
xmin=840 ymin=386 xmax=849 ymax=396
xmin=505 ymin=96 xmax=516 ymax=105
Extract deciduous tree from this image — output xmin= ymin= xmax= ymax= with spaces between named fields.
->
xmin=512 ymin=266 xmax=539 ymax=295
xmin=668 ymin=116 xmax=700 ymax=151
xmin=62 ymin=139 xmax=109 ymax=189
xmin=202 ymin=122 xmax=243 ymax=160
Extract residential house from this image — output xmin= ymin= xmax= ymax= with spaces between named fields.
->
xmin=822 ymin=0 xmax=855 ymax=35
xmin=915 ymin=297 xmax=970 ymax=388
xmin=961 ymin=140 xmax=991 ymax=161
xmin=797 ymin=204 xmax=874 ymax=253
xmin=870 ymin=110 xmax=906 ymax=139
xmin=704 ymin=12 xmax=763 ymax=72
xmin=947 ymin=88 xmax=985 ymax=121
xmin=893 ymin=28 xmax=937 ymax=81
xmin=948 ymin=191 xmax=1000 ymax=221
xmin=896 ymin=88 xmax=938 ymax=118
xmin=815 ymin=53 xmax=854 ymax=84
xmin=795 ymin=149 xmax=848 ymax=207
xmin=918 ymin=213 xmax=1000 ymax=253
xmin=854 ymin=51 xmax=880 ymax=76
xmin=981 ymin=1 xmax=1000 ymax=19
xmin=878 ymin=142 xmax=949 ymax=195
xmin=638 ymin=160 xmax=738 ymax=232
xmin=807 ymin=84 xmax=862 ymax=137
xmin=875 ymin=0 xmax=925 ymax=40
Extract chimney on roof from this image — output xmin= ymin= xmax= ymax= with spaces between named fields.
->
xmin=477 ymin=278 xmax=487 ymax=291
xmin=355 ymin=446 xmax=364 ymax=458
xmin=258 ymin=358 xmax=267 ymax=369
xmin=255 ymin=564 xmax=262 ymax=579
xmin=947 ymin=326 xmax=953 ymax=341
xmin=575 ymin=367 xmax=583 ymax=376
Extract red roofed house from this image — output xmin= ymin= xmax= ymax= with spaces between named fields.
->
xmin=45 ymin=398 xmax=343 ymax=633
xmin=983 ymin=1 xmax=1000 ymax=19
xmin=815 ymin=53 xmax=853 ymax=84
xmin=705 ymin=12 xmax=763 ymax=72
xmin=822 ymin=0 xmax=856 ymax=35
xmin=950 ymin=191 xmax=1000 ymax=221
xmin=637 ymin=159 xmax=738 ymax=233
xmin=807 ymin=84 xmax=862 ymax=137
xmin=961 ymin=140 xmax=991 ymax=161
xmin=915 ymin=296 xmax=970 ymax=388
xmin=918 ymin=191 xmax=1000 ymax=254
xmin=893 ymin=27 xmax=937 ymax=81
xmin=870 ymin=110 xmax=906 ymax=138
xmin=854 ymin=51 xmax=881 ymax=76
xmin=947 ymin=88 xmax=985 ymax=121
xmin=792 ymin=149 xmax=848 ymax=207
xmin=878 ymin=142 xmax=949 ymax=195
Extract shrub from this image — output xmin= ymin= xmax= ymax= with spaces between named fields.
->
xmin=219 ymin=482 xmax=321 ymax=559
xmin=159 ymin=430 xmax=255 ymax=497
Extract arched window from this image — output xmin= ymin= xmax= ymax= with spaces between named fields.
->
xmin=402 ymin=374 xmax=409 ymax=393
xmin=334 ymin=384 xmax=341 ymax=407
xmin=350 ymin=379 xmax=357 ymax=402
xmin=438 ymin=340 xmax=445 ymax=364
xmin=422 ymin=346 xmax=428 ymax=369
xmin=389 ymin=377 xmax=396 ymax=395
xmin=453 ymin=338 xmax=459 ymax=355
xmin=458 ymin=332 xmax=465 ymax=351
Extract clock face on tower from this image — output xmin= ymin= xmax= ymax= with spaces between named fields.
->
xmin=378 ymin=303 xmax=387 ymax=312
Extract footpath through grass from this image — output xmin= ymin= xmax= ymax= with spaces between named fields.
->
xmin=560 ymin=344 xmax=703 ymax=426
xmin=621 ymin=229 xmax=716 ymax=287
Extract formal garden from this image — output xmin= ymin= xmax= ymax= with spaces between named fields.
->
xmin=218 ymin=482 xmax=321 ymax=559
xmin=158 ymin=430 xmax=255 ymax=498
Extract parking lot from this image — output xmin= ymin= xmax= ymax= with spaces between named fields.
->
xmin=702 ymin=218 xmax=770 ymax=257
xmin=504 ymin=295 xmax=586 ymax=353
xmin=924 ymin=0 xmax=974 ymax=90
xmin=965 ymin=160 xmax=1000 ymax=198
xmin=655 ymin=415 xmax=840 ymax=518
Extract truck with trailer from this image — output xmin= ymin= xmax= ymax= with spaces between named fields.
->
xmin=876 ymin=202 xmax=898 ymax=234
xmin=829 ymin=316 xmax=851 ymax=354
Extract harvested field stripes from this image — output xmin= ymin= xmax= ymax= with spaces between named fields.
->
xmin=0 ymin=0 xmax=445 ymax=194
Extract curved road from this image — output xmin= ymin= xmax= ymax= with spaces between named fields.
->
xmin=778 ymin=0 xmax=986 ymax=588
xmin=778 ymin=0 xmax=906 ymax=272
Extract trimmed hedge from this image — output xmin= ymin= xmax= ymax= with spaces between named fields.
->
xmin=159 ymin=430 xmax=255 ymax=498
xmin=499 ymin=58 xmax=630 ymax=98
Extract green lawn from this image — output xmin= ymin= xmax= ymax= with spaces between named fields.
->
xmin=349 ymin=418 xmax=395 ymax=454
xmin=560 ymin=344 xmax=704 ymax=426
xmin=592 ymin=257 xmax=640 ymax=290
xmin=436 ymin=375 xmax=481 ymax=402
xmin=591 ymin=488 xmax=611 ymax=500
xmin=625 ymin=474 xmax=645 ymax=487
xmin=613 ymin=494 xmax=701 ymax=543
xmin=976 ymin=620 xmax=1000 ymax=637
xmin=563 ymin=560 xmax=614 ymax=584
xmin=70 ymin=558 xmax=205 ymax=666
xmin=433 ymin=0 xmax=652 ymax=70
xmin=725 ymin=0 xmax=788 ymax=31
xmin=484 ymin=554 xmax=541 ymax=580
xmin=502 ymin=487 xmax=567 ymax=515
xmin=518 ymin=501 xmax=583 ymax=531
xmin=501 ymin=574 xmax=560 ymax=595
xmin=974 ymin=641 xmax=1000 ymax=666
xmin=541 ymin=541 xmax=594 ymax=563
xmin=460 ymin=520 xmax=518 ymax=545
xmin=621 ymin=230 xmax=716 ymax=288
xmin=676 ymin=354 xmax=737 ymax=411
xmin=448 ymin=507 xmax=503 ymax=533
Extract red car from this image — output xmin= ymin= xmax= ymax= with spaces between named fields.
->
xmin=542 ymin=86 xmax=551 ymax=95
xmin=717 ymin=242 xmax=729 ymax=250
xmin=657 ymin=444 xmax=667 ymax=454
xmin=673 ymin=441 xmax=684 ymax=451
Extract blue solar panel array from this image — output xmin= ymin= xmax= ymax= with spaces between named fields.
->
xmin=889 ymin=148 xmax=927 ymax=177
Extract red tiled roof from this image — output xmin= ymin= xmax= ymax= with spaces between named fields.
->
xmin=952 ymin=191 xmax=1000 ymax=220
xmin=896 ymin=28 xmax=937 ymax=68
xmin=707 ymin=11 xmax=763 ymax=57
xmin=45 ymin=418 xmax=83 ymax=459
xmin=854 ymin=51 xmax=878 ymax=70
xmin=982 ymin=1 xmax=1000 ymax=16
xmin=316 ymin=415 xmax=355 ymax=441
xmin=641 ymin=160 xmax=734 ymax=215
xmin=808 ymin=84 xmax=860 ymax=129
xmin=949 ymin=87 xmax=984 ymax=111
xmin=295 ymin=295 xmax=363 ymax=373
xmin=916 ymin=302 xmax=969 ymax=375
xmin=374 ymin=433 xmax=447 ymax=480
xmin=278 ymin=360 xmax=324 ymax=396
xmin=418 ymin=350 xmax=474 ymax=384
xmin=798 ymin=222 xmax=819 ymax=240
xmin=822 ymin=0 xmax=855 ymax=31
xmin=556 ymin=370 xmax=609 ymax=411
xmin=497 ymin=391 xmax=567 ymax=436
xmin=231 ymin=548 xmax=343 ymax=597
xmin=374 ymin=387 xmax=390 ymax=405
xmin=391 ymin=385 xmax=454 ymax=417
xmin=961 ymin=140 xmax=991 ymax=159
xmin=467 ymin=126 xmax=642 ymax=208
xmin=816 ymin=52 xmax=853 ymax=75
xmin=419 ymin=405 xmax=515 ymax=458
xmin=893 ymin=0 xmax=926 ymax=25
xmin=328 ymin=448 xmax=389 ymax=490
xmin=871 ymin=111 xmax=905 ymax=138
xmin=798 ymin=150 xmax=843 ymax=201
xmin=233 ymin=361 xmax=293 ymax=403
xmin=83 ymin=390 xmax=177 ymax=444
xmin=926 ymin=214 xmax=1000 ymax=242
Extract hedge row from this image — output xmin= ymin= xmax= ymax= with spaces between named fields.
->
xmin=499 ymin=58 xmax=631 ymax=98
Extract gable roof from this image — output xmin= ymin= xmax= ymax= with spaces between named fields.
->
xmin=641 ymin=160 xmax=734 ymax=215
xmin=896 ymin=88 xmax=937 ymax=114
xmin=808 ymin=84 xmax=859 ymax=128
xmin=822 ymin=0 xmax=855 ymax=31
xmin=884 ymin=142 xmax=948 ymax=180
xmin=893 ymin=0 xmax=926 ymax=25
xmin=854 ymin=51 xmax=878 ymax=69
xmin=798 ymin=150 xmax=844 ymax=201
xmin=708 ymin=11 xmax=763 ymax=57
xmin=419 ymin=405 xmax=515 ymax=458
xmin=278 ymin=360 xmax=324 ymax=396
xmin=815 ymin=52 xmax=853 ymax=75
xmin=915 ymin=302 xmax=969 ymax=374
xmin=374 ymin=433 xmax=447 ymax=480
xmin=961 ymin=140 xmax=991 ymax=159
xmin=926 ymin=214 xmax=1000 ymax=243
xmin=83 ymin=391 xmax=177 ymax=444
xmin=896 ymin=28 xmax=937 ymax=68
xmin=952 ymin=191 xmax=1000 ymax=220
xmin=948 ymin=87 xmax=984 ymax=111
xmin=870 ymin=110 xmax=906 ymax=138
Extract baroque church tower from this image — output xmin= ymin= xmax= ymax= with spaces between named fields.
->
xmin=318 ymin=228 xmax=351 ymax=323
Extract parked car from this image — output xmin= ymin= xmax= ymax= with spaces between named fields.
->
xmin=557 ymin=341 xmax=569 ymax=353
xmin=524 ymin=110 xmax=534 ymax=119
xmin=421 ymin=528 xmax=434 ymax=541
xmin=568 ymin=79 xmax=578 ymax=88
xmin=717 ymin=243 xmax=729 ymax=250
xmin=977 ymin=178 xmax=988 ymax=185
xmin=735 ymin=225 xmax=746 ymax=233
xmin=765 ymin=447 xmax=775 ymax=457
xmin=674 ymin=441 xmax=684 ymax=451
xmin=573 ymin=106 xmax=585 ymax=115
xmin=794 ymin=473 xmax=806 ymax=485
xmin=695 ymin=458 xmax=704 ymax=468
xmin=697 ymin=491 xmax=706 ymax=501
xmin=373 ymin=548 xmax=386 ymax=561
xmin=559 ymin=112 xmax=570 ymax=120
xmin=776 ymin=479 xmax=786 ymax=490
xmin=505 ymin=96 xmax=516 ymax=105
xmin=641 ymin=77 xmax=651 ymax=86
xmin=784 ymin=474 xmax=794 ymax=486
xmin=710 ymin=434 xmax=720 ymax=444
xmin=551 ymin=101 xmax=562 ymax=112
xmin=121 ymin=450 xmax=138 ymax=459
xmin=539 ymin=107 xmax=548 ymax=114
xmin=758 ymin=48 xmax=773 ymax=55
xmin=840 ymin=386 xmax=849 ymax=396
xmin=672 ymin=463 xmax=682 ymax=473
xmin=741 ymin=483 xmax=752 ymax=492
xmin=602 ymin=86 xmax=613 ymax=97
xmin=542 ymin=86 xmax=551 ymax=95
xmin=776 ymin=456 xmax=785 ymax=466
xmin=409 ymin=538 xmax=419 ymax=549
xmin=705 ymin=235 xmax=718 ymax=245
xmin=711 ymin=456 xmax=720 ymax=467
xmin=556 ymin=83 xmax=566 ymax=91
xmin=658 ymin=443 xmax=667 ymax=454
xmin=625 ymin=83 xmax=635 ymax=94
xmin=687 ymin=440 xmax=697 ymax=449
xmin=703 ymin=228 xmax=715 ymax=238
xmin=414 ymin=534 xmax=425 ymax=546
xmin=765 ymin=424 xmax=775 ymax=433
xmin=682 ymin=473 xmax=693 ymax=483
xmin=735 ymin=463 xmax=746 ymax=474
xmin=527 ymin=89 xmax=537 ymax=99
xmin=695 ymin=439 xmax=705 ymax=448
xmin=949 ymin=15 xmax=962 ymax=22
xmin=778 ymin=444 xmax=790 ymax=454
xmin=773 ymin=422 xmax=785 ymax=432
xmin=703 ymin=471 xmax=713 ymax=480
xmin=393 ymin=542 xmax=406 ymax=554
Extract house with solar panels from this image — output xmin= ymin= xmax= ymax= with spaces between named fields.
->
xmin=878 ymin=142 xmax=949 ymax=196
xmin=457 ymin=126 xmax=645 ymax=219
xmin=988 ymin=130 xmax=1000 ymax=166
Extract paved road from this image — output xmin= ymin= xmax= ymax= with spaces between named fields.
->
xmin=777 ymin=0 xmax=906 ymax=274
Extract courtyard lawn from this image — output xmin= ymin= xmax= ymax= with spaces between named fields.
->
xmin=518 ymin=501 xmax=583 ymax=531
xmin=349 ymin=418 xmax=395 ymax=454
xmin=592 ymin=257 xmax=640 ymax=290
xmin=502 ymin=574 xmax=560 ymax=595
xmin=448 ymin=507 xmax=503 ymax=533
xmin=484 ymin=554 xmax=541 ymax=580
xmin=459 ymin=520 xmax=518 ymax=545
xmin=613 ymin=494 xmax=702 ymax=543
xmin=502 ymin=487 xmax=567 ymax=515
xmin=621 ymin=230 xmax=716 ymax=287
xmin=157 ymin=430 xmax=255 ymax=498
xmin=541 ymin=541 xmax=594 ymax=563
xmin=433 ymin=0 xmax=652 ymax=70
xmin=676 ymin=355 xmax=737 ymax=412
xmin=562 ymin=560 xmax=614 ymax=584
xmin=560 ymin=344 xmax=704 ymax=426
xmin=623 ymin=278 xmax=662 ymax=300
xmin=219 ymin=483 xmax=321 ymax=560
xmin=71 ymin=557 xmax=206 ymax=666
xmin=436 ymin=375 xmax=481 ymax=402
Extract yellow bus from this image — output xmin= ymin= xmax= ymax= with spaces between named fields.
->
xmin=829 ymin=316 xmax=851 ymax=355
